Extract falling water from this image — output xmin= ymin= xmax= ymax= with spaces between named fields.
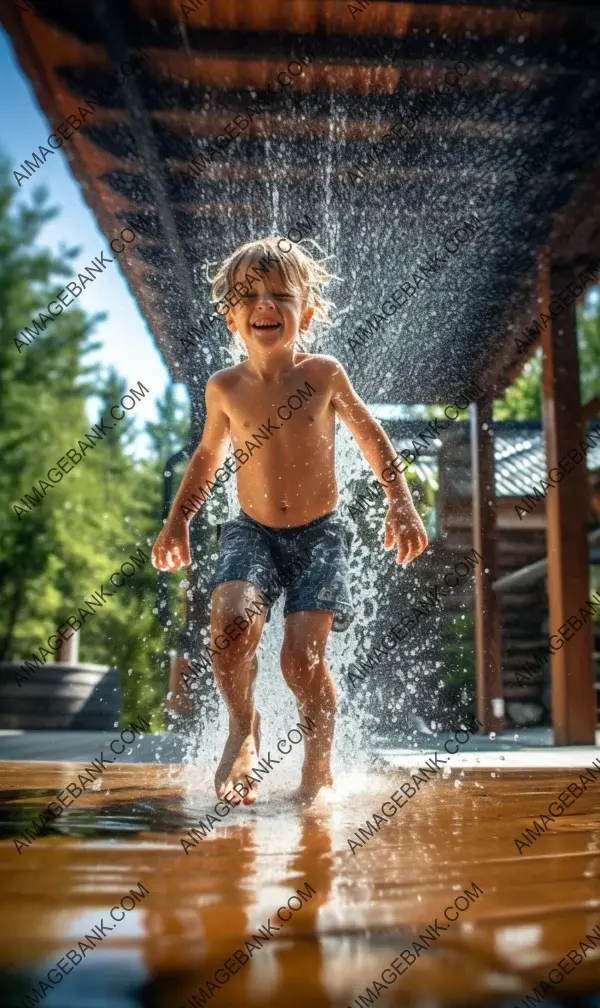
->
xmin=146 ymin=28 xmax=534 ymax=797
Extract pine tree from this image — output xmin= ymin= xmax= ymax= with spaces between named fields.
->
xmin=0 ymin=163 xmax=183 ymax=728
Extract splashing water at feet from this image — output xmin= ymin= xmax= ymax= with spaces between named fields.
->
xmin=175 ymin=418 xmax=443 ymax=812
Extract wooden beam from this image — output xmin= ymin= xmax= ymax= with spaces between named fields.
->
xmin=541 ymin=258 xmax=596 ymax=745
xmin=470 ymin=397 xmax=504 ymax=734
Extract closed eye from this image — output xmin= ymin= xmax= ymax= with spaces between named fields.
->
xmin=241 ymin=292 xmax=293 ymax=300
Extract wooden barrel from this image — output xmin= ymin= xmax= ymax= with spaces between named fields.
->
xmin=0 ymin=663 xmax=120 ymax=730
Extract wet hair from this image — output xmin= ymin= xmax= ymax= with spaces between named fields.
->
xmin=206 ymin=235 xmax=335 ymax=347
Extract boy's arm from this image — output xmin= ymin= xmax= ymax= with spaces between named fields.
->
xmin=152 ymin=376 xmax=230 ymax=572
xmin=329 ymin=360 xmax=428 ymax=565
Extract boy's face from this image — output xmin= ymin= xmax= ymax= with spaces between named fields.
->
xmin=222 ymin=259 xmax=314 ymax=350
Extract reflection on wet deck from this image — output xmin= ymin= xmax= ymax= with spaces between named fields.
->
xmin=1 ymin=761 xmax=600 ymax=1007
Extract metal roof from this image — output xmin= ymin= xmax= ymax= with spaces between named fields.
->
xmin=375 ymin=416 xmax=600 ymax=497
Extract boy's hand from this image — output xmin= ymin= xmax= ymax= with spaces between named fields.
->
xmin=384 ymin=500 xmax=428 ymax=566
xmin=152 ymin=518 xmax=191 ymax=572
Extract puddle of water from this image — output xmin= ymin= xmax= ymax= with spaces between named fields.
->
xmin=1 ymin=762 xmax=600 ymax=1007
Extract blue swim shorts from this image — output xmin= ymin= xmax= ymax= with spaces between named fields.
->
xmin=212 ymin=509 xmax=354 ymax=632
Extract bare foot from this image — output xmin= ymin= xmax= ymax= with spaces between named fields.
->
xmin=291 ymin=784 xmax=334 ymax=809
xmin=215 ymin=712 xmax=261 ymax=805
xmin=292 ymin=758 xmax=334 ymax=808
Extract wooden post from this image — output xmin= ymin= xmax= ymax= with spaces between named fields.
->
xmin=56 ymin=627 xmax=79 ymax=664
xmin=470 ymin=397 xmax=504 ymax=733
xmin=541 ymin=260 xmax=595 ymax=744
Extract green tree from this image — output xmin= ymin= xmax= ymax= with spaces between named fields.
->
xmin=146 ymin=382 xmax=188 ymax=464
xmin=493 ymin=290 xmax=600 ymax=420
xmin=0 ymin=162 xmax=184 ymax=729
xmin=0 ymin=168 xmax=104 ymax=659
xmin=110 ymin=384 xmax=189 ymax=727
xmin=493 ymin=354 xmax=542 ymax=420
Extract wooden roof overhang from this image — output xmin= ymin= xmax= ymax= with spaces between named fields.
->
xmin=4 ymin=0 xmax=600 ymax=412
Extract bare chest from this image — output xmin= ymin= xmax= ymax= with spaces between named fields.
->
xmin=226 ymin=377 xmax=328 ymax=437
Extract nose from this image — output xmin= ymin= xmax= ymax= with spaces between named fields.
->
xmin=255 ymin=292 xmax=276 ymax=309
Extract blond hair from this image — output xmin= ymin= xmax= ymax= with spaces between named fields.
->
xmin=206 ymin=235 xmax=335 ymax=349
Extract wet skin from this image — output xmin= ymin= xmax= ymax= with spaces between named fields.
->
xmin=152 ymin=259 xmax=428 ymax=803
xmin=152 ymin=260 xmax=428 ymax=547
xmin=211 ymin=582 xmax=335 ymax=806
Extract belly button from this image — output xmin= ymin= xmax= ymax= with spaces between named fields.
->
xmin=280 ymin=503 xmax=289 ymax=511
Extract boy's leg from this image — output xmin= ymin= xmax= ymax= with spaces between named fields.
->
xmin=280 ymin=610 xmax=336 ymax=801
xmin=211 ymin=579 xmax=269 ymax=803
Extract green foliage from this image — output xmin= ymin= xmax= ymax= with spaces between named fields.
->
xmin=440 ymin=611 xmax=476 ymax=711
xmin=146 ymin=381 xmax=189 ymax=462
xmin=493 ymin=355 xmax=542 ymax=420
xmin=493 ymin=291 xmax=600 ymax=420
xmin=0 ymin=164 xmax=189 ymax=729
xmin=404 ymin=463 xmax=436 ymax=535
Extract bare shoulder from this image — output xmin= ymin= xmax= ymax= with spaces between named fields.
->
xmin=296 ymin=353 xmax=348 ymax=388
xmin=206 ymin=362 xmax=247 ymax=398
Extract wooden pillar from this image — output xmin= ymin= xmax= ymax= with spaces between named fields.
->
xmin=541 ymin=260 xmax=595 ymax=744
xmin=56 ymin=627 xmax=79 ymax=664
xmin=470 ymin=397 xmax=504 ymax=733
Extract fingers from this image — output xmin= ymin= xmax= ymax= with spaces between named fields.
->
xmin=152 ymin=547 xmax=181 ymax=572
xmin=171 ymin=542 xmax=191 ymax=569
xmin=385 ymin=513 xmax=408 ymax=563
xmin=151 ymin=535 xmax=191 ymax=571
xmin=400 ymin=529 xmax=428 ymax=566
xmin=152 ymin=544 xmax=173 ymax=571
xmin=151 ymin=547 xmax=165 ymax=571
xmin=166 ymin=548 xmax=185 ymax=572
xmin=396 ymin=538 xmax=410 ymax=566
xmin=391 ymin=528 xmax=429 ymax=566
xmin=384 ymin=510 xmax=429 ymax=565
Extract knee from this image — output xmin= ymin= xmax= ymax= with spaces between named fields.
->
xmin=210 ymin=616 xmax=259 ymax=667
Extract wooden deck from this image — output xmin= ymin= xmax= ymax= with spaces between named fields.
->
xmin=1 ymin=739 xmax=600 ymax=1006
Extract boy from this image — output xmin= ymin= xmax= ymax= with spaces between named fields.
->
xmin=151 ymin=236 xmax=428 ymax=804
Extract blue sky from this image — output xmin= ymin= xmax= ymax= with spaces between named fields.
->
xmin=1 ymin=27 xmax=186 ymax=455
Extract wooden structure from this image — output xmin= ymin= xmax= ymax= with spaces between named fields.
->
xmin=440 ymin=422 xmax=600 ymax=732
xmin=4 ymin=0 xmax=600 ymax=743
xmin=541 ymin=262 xmax=596 ymax=743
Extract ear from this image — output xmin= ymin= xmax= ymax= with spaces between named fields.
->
xmin=222 ymin=306 xmax=238 ymax=334
xmin=299 ymin=304 xmax=315 ymax=332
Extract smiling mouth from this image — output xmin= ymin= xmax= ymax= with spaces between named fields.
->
xmin=252 ymin=321 xmax=281 ymax=331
